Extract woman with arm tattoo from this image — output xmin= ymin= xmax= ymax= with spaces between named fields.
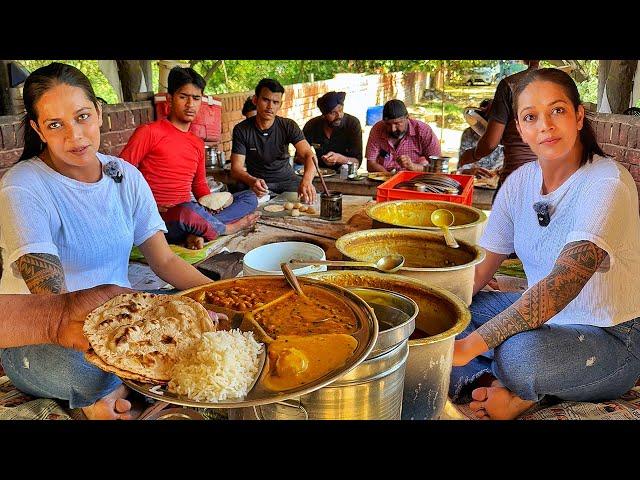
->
xmin=449 ymin=68 xmax=640 ymax=419
xmin=0 ymin=63 xmax=214 ymax=420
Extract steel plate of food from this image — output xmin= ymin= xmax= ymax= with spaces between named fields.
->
xmin=83 ymin=277 xmax=377 ymax=409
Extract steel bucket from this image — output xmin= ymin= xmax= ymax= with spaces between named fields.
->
xmin=229 ymin=287 xmax=417 ymax=420
xmin=306 ymin=271 xmax=471 ymax=419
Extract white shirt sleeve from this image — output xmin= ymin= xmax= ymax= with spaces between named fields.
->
xmin=128 ymin=166 xmax=167 ymax=246
xmin=0 ymin=185 xmax=59 ymax=268
xmin=565 ymin=177 xmax=631 ymax=254
xmin=478 ymin=180 xmax=515 ymax=255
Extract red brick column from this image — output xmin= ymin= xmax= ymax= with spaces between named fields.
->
xmin=589 ymin=112 xmax=640 ymax=208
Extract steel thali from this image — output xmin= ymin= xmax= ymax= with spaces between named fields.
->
xmin=123 ymin=276 xmax=377 ymax=409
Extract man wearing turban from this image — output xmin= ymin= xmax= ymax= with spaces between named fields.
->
xmin=365 ymin=99 xmax=441 ymax=173
xmin=296 ymin=91 xmax=363 ymax=172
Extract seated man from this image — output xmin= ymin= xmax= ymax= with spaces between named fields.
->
xmin=230 ymin=78 xmax=317 ymax=203
xmin=295 ymin=91 xmax=363 ymax=172
xmin=242 ymin=95 xmax=257 ymax=119
xmin=120 ymin=66 xmax=259 ymax=250
xmin=365 ymin=99 xmax=441 ymax=173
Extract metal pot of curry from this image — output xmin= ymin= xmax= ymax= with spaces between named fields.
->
xmin=366 ymin=200 xmax=487 ymax=244
xmin=307 ymin=270 xmax=471 ymax=420
xmin=335 ymin=228 xmax=486 ymax=305
xmin=248 ymin=286 xmax=418 ymax=420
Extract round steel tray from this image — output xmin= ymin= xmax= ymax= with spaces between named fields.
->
xmin=123 ymin=276 xmax=378 ymax=409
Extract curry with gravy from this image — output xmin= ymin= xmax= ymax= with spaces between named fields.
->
xmin=185 ymin=278 xmax=361 ymax=392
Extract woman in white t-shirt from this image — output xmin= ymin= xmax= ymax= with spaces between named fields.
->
xmin=0 ymin=63 xmax=216 ymax=420
xmin=450 ymin=68 xmax=640 ymax=420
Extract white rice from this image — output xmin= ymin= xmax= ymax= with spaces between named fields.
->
xmin=168 ymin=329 xmax=262 ymax=402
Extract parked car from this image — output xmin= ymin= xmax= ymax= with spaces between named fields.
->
xmin=460 ymin=66 xmax=499 ymax=86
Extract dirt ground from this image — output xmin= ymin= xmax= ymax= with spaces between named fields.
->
xmin=408 ymin=84 xmax=496 ymax=169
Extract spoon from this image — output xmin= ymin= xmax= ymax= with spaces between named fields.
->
xmin=289 ymin=254 xmax=405 ymax=273
xmin=280 ymin=262 xmax=307 ymax=298
xmin=431 ymin=208 xmax=459 ymax=248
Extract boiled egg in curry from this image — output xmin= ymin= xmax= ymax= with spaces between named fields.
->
xmin=263 ymin=334 xmax=358 ymax=391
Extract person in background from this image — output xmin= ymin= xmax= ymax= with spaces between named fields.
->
xmin=242 ymin=95 xmax=257 ymax=119
xmin=230 ymin=78 xmax=317 ymax=203
xmin=120 ymin=66 xmax=259 ymax=251
xmin=450 ymin=68 xmax=640 ymax=420
xmin=365 ymin=99 xmax=441 ymax=173
xmin=296 ymin=91 xmax=362 ymax=172
xmin=458 ymin=99 xmax=504 ymax=178
xmin=0 ymin=63 xmax=216 ymax=420
xmin=458 ymin=60 xmax=540 ymax=187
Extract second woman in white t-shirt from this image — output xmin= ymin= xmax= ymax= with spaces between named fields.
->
xmin=449 ymin=68 xmax=640 ymax=420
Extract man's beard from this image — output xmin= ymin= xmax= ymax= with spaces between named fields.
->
xmin=328 ymin=118 xmax=342 ymax=128
xmin=390 ymin=129 xmax=406 ymax=139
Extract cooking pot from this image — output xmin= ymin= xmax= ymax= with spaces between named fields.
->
xmin=365 ymin=200 xmax=488 ymax=244
xmin=229 ymin=286 xmax=418 ymax=420
xmin=335 ymin=228 xmax=485 ymax=305
xmin=307 ymin=270 xmax=471 ymax=419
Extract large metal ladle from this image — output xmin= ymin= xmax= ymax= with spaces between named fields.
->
xmin=289 ymin=254 xmax=405 ymax=273
xmin=431 ymin=208 xmax=459 ymax=248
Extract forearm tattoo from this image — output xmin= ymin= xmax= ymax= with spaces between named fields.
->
xmin=16 ymin=253 xmax=68 ymax=294
xmin=476 ymin=241 xmax=607 ymax=349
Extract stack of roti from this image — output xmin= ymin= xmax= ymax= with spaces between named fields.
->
xmin=83 ymin=293 xmax=216 ymax=384
xmin=198 ymin=192 xmax=233 ymax=211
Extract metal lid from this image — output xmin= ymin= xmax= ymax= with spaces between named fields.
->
xmin=463 ymin=108 xmax=488 ymax=136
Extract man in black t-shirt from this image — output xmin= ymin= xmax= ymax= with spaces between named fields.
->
xmin=230 ymin=78 xmax=317 ymax=202
xmin=458 ymin=60 xmax=539 ymax=186
xmin=296 ymin=91 xmax=363 ymax=172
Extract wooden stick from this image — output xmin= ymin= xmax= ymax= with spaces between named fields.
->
xmin=311 ymin=155 xmax=330 ymax=196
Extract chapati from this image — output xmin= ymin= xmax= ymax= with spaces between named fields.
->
xmin=83 ymin=293 xmax=216 ymax=382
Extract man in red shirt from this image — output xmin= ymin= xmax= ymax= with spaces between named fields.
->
xmin=365 ymin=99 xmax=441 ymax=173
xmin=120 ymin=67 xmax=259 ymax=249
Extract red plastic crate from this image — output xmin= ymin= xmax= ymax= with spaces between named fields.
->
xmin=154 ymin=94 xmax=222 ymax=142
xmin=376 ymin=171 xmax=474 ymax=205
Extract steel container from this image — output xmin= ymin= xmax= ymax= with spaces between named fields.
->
xmin=307 ymin=270 xmax=471 ymax=419
xmin=335 ymin=228 xmax=485 ymax=305
xmin=366 ymin=199 xmax=488 ymax=244
xmin=230 ymin=286 xmax=418 ymax=420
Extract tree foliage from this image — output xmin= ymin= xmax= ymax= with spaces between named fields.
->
xmin=19 ymin=60 xmax=120 ymax=104
xmin=15 ymin=59 xmax=604 ymax=106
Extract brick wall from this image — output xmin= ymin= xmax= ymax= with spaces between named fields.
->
xmin=216 ymin=71 xmax=429 ymax=157
xmin=0 ymin=101 xmax=155 ymax=177
xmin=98 ymin=101 xmax=155 ymax=156
xmin=589 ymin=112 xmax=640 ymax=204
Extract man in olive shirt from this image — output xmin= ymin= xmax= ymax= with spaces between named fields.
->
xmin=297 ymin=91 xmax=363 ymax=172
xmin=230 ymin=78 xmax=317 ymax=203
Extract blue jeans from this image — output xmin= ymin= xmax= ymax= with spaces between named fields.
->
xmin=0 ymin=345 xmax=122 ymax=409
xmin=162 ymin=191 xmax=258 ymax=244
xmin=449 ymin=291 xmax=640 ymax=404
